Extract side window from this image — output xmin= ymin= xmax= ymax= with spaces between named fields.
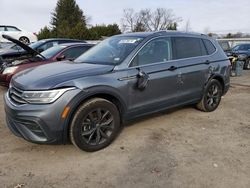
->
xmin=6 ymin=27 xmax=20 ymax=31
xmin=203 ymin=39 xmax=216 ymax=55
xmin=0 ymin=27 xmax=5 ymax=31
xmin=61 ymin=46 xmax=91 ymax=59
xmin=39 ymin=41 xmax=59 ymax=51
xmin=173 ymin=37 xmax=205 ymax=59
xmin=131 ymin=37 xmax=172 ymax=67
xmin=238 ymin=45 xmax=246 ymax=50
xmin=246 ymin=45 xmax=250 ymax=50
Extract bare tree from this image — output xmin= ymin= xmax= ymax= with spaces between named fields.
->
xmin=121 ymin=8 xmax=181 ymax=32
xmin=121 ymin=9 xmax=143 ymax=32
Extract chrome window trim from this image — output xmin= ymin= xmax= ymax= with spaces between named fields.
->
xmin=127 ymin=36 xmax=218 ymax=69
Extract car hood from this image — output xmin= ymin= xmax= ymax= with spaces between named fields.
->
xmin=2 ymin=34 xmax=40 ymax=56
xmin=12 ymin=61 xmax=115 ymax=90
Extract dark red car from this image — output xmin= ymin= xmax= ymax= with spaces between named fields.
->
xmin=0 ymin=42 xmax=94 ymax=87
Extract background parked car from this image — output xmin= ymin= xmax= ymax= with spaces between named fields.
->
xmin=227 ymin=43 xmax=250 ymax=69
xmin=0 ymin=42 xmax=94 ymax=87
xmin=0 ymin=25 xmax=37 ymax=44
xmin=0 ymin=35 xmax=86 ymax=63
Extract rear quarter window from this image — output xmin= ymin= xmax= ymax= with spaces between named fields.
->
xmin=173 ymin=37 xmax=207 ymax=60
xmin=203 ymin=39 xmax=216 ymax=55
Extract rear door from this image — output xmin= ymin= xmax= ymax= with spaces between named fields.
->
xmin=172 ymin=37 xmax=211 ymax=103
xmin=126 ymin=37 xmax=179 ymax=114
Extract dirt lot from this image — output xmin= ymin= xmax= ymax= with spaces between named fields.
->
xmin=0 ymin=72 xmax=249 ymax=188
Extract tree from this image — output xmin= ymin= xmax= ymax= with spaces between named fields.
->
xmin=37 ymin=0 xmax=121 ymax=40
xmin=121 ymin=9 xmax=143 ymax=32
xmin=225 ymin=33 xmax=233 ymax=38
xmin=133 ymin=22 xmax=147 ymax=32
xmin=167 ymin=22 xmax=178 ymax=30
xmin=88 ymin=24 xmax=121 ymax=40
xmin=121 ymin=8 xmax=181 ymax=32
xmin=51 ymin=0 xmax=87 ymax=38
xmin=37 ymin=26 xmax=53 ymax=40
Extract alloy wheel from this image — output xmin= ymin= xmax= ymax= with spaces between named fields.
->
xmin=81 ymin=108 xmax=114 ymax=146
xmin=206 ymin=84 xmax=220 ymax=108
xmin=19 ymin=37 xmax=29 ymax=44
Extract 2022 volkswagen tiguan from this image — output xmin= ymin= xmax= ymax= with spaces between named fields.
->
xmin=4 ymin=31 xmax=231 ymax=152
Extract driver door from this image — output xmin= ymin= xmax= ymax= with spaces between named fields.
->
xmin=126 ymin=37 xmax=179 ymax=115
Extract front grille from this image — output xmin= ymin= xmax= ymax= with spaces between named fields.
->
xmin=8 ymin=86 xmax=27 ymax=105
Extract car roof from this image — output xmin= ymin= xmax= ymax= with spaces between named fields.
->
xmin=236 ymin=43 xmax=250 ymax=46
xmin=58 ymin=43 xmax=95 ymax=47
xmin=117 ymin=30 xmax=207 ymax=39
xmin=40 ymin=38 xmax=86 ymax=42
xmin=0 ymin=25 xmax=17 ymax=27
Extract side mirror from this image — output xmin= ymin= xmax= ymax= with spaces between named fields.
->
xmin=56 ymin=55 xmax=66 ymax=61
xmin=137 ymin=70 xmax=149 ymax=90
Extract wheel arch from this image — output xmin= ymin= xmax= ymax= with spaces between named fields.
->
xmin=19 ymin=36 xmax=30 ymax=43
xmin=207 ymin=74 xmax=225 ymax=93
xmin=62 ymin=87 xmax=127 ymax=143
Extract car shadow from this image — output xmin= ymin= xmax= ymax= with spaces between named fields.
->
xmin=124 ymin=105 xmax=194 ymax=127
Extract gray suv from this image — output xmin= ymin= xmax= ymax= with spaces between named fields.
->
xmin=4 ymin=31 xmax=231 ymax=152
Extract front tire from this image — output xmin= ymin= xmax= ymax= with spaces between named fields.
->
xmin=19 ymin=37 xmax=30 ymax=44
xmin=70 ymin=98 xmax=121 ymax=152
xmin=196 ymin=79 xmax=223 ymax=112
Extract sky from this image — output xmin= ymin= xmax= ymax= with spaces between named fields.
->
xmin=0 ymin=0 xmax=250 ymax=34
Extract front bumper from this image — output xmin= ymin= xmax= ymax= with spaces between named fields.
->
xmin=4 ymin=88 xmax=81 ymax=144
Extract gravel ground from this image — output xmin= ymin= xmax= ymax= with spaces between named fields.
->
xmin=0 ymin=72 xmax=249 ymax=188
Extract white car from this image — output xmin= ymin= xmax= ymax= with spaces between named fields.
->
xmin=0 ymin=25 xmax=37 ymax=44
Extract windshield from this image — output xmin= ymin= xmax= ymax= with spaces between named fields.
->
xmin=11 ymin=44 xmax=22 ymax=51
xmin=233 ymin=44 xmax=250 ymax=51
xmin=40 ymin=45 xmax=65 ymax=59
xmin=29 ymin=40 xmax=46 ymax=49
xmin=75 ymin=36 xmax=144 ymax=64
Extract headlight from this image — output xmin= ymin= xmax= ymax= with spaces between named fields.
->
xmin=2 ymin=66 xmax=18 ymax=74
xmin=21 ymin=87 xmax=75 ymax=104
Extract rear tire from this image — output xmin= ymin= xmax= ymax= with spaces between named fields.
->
xmin=19 ymin=37 xmax=30 ymax=44
xmin=196 ymin=79 xmax=223 ymax=112
xmin=70 ymin=98 xmax=121 ymax=152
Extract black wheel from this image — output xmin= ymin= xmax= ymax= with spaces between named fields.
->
xmin=243 ymin=58 xmax=250 ymax=70
xmin=19 ymin=37 xmax=30 ymax=44
xmin=70 ymin=98 xmax=121 ymax=152
xmin=197 ymin=79 xmax=223 ymax=112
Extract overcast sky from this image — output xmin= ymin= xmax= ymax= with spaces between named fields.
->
xmin=1 ymin=0 xmax=250 ymax=34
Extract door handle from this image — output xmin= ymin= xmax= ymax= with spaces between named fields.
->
xmin=168 ymin=66 xmax=177 ymax=71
